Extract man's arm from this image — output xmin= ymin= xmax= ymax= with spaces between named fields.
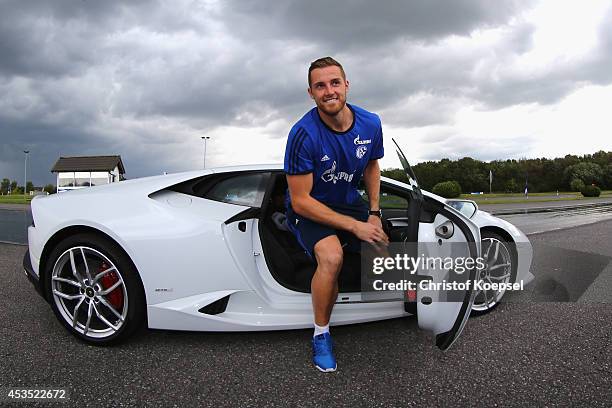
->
xmin=287 ymin=173 xmax=388 ymax=243
xmin=363 ymin=159 xmax=387 ymax=237
xmin=363 ymin=159 xmax=381 ymax=211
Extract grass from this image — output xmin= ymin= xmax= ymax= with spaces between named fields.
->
xmin=458 ymin=190 xmax=612 ymax=204
xmin=0 ymin=195 xmax=33 ymax=204
xmin=375 ymin=190 xmax=612 ymax=207
xmin=462 ymin=190 xmax=611 ymax=198
xmin=470 ymin=197 xmax=584 ymax=205
xmin=460 ymin=191 xmax=579 ymax=199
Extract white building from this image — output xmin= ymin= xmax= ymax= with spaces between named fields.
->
xmin=51 ymin=156 xmax=125 ymax=193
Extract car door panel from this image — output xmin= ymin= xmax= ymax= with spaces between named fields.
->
xmin=415 ymin=209 xmax=481 ymax=350
xmin=391 ymin=138 xmax=481 ymax=351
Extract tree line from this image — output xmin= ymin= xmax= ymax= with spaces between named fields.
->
xmin=4 ymin=150 xmax=612 ymax=195
xmin=0 ymin=178 xmax=56 ymax=195
xmin=382 ymin=150 xmax=612 ymax=193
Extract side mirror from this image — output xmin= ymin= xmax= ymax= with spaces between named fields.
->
xmin=446 ymin=200 xmax=478 ymax=219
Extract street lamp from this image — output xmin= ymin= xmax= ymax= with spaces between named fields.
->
xmin=23 ymin=150 xmax=29 ymax=199
xmin=201 ymin=136 xmax=211 ymax=169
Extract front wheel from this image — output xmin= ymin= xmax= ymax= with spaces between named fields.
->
xmin=45 ymin=233 xmax=146 ymax=345
xmin=471 ymin=230 xmax=516 ymax=316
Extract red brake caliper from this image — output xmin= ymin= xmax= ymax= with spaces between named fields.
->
xmin=406 ymin=289 xmax=417 ymax=302
xmin=98 ymin=262 xmax=124 ymax=310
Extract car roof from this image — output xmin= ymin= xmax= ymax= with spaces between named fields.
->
xmin=210 ymin=163 xmax=283 ymax=173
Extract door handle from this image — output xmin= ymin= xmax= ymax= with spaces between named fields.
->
xmin=238 ymin=221 xmax=247 ymax=232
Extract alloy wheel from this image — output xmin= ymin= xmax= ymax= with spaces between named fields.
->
xmin=51 ymin=246 xmax=128 ymax=339
xmin=472 ymin=237 xmax=512 ymax=312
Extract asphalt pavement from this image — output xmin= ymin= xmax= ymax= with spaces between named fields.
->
xmin=0 ymin=209 xmax=32 ymax=245
xmin=1 ymin=219 xmax=611 ymax=407
xmin=496 ymin=203 xmax=612 ymax=235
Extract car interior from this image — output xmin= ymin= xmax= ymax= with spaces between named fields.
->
xmin=258 ymin=172 xmax=416 ymax=294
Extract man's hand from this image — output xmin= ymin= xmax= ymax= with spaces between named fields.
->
xmin=367 ymin=214 xmax=383 ymax=229
xmin=352 ymin=219 xmax=389 ymax=244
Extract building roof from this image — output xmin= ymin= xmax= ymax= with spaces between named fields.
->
xmin=51 ymin=156 xmax=125 ymax=174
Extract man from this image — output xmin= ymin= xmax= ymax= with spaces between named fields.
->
xmin=283 ymin=57 xmax=389 ymax=372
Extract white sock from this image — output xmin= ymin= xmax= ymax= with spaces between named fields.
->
xmin=313 ymin=323 xmax=330 ymax=337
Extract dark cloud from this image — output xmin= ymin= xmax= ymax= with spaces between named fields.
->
xmin=223 ymin=0 xmax=528 ymax=47
xmin=0 ymin=116 xmax=101 ymax=187
xmin=580 ymin=5 xmax=612 ymax=86
xmin=0 ymin=0 xmax=209 ymax=79
xmin=416 ymin=133 xmax=537 ymax=162
xmin=1 ymin=0 xmax=612 ymax=185
xmin=0 ymin=0 xmax=127 ymax=78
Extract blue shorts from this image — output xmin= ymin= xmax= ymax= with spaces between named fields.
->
xmin=286 ymin=202 xmax=369 ymax=257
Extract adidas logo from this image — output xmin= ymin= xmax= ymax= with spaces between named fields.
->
xmin=321 ymin=155 xmax=330 ymax=161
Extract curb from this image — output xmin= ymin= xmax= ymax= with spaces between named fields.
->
xmin=488 ymin=201 xmax=612 ymax=216
xmin=0 ymin=204 xmax=31 ymax=211
xmin=0 ymin=240 xmax=27 ymax=246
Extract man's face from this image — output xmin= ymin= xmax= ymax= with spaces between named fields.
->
xmin=308 ymin=66 xmax=349 ymax=116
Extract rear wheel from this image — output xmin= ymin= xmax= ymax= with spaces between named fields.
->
xmin=471 ymin=230 xmax=516 ymax=316
xmin=45 ymin=233 xmax=146 ymax=345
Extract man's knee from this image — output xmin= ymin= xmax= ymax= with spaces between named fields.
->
xmin=314 ymin=236 xmax=344 ymax=274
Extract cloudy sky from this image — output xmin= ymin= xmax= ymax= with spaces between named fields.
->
xmin=1 ymin=0 xmax=612 ymax=186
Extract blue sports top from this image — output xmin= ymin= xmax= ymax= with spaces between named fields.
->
xmin=283 ymin=103 xmax=384 ymax=206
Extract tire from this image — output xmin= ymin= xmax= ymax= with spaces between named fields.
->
xmin=44 ymin=232 xmax=146 ymax=345
xmin=470 ymin=230 xmax=517 ymax=316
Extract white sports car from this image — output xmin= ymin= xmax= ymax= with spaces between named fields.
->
xmin=23 ymin=144 xmax=533 ymax=348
